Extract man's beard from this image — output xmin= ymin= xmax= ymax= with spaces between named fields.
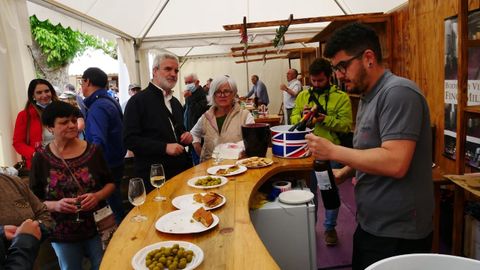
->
xmin=346 ymin=66 xmax=368 ymax=94
xmin=158 ymin=76 xmax=176 ymax=91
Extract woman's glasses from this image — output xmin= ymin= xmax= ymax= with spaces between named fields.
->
xmin=214 ymin=90 xmax=233 ymax=97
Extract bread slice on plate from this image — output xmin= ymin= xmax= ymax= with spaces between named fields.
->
xmin=203 ymin=192 xmax=223 ymax=208
xmin=193 ymin=193 xmax=204 ymax=203
xmin=192 ymin=207 xmax=213 ymax=227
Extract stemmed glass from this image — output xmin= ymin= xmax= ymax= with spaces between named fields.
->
xmin=212 ymin=138 xmax=223 ymax=165
xmin=128 ymin=178 xmax=147 ymax=222
xmin=72 ymin=194 xmax=83 ymax=223
xmin=150 ymin=164 xmax=166 ymax=202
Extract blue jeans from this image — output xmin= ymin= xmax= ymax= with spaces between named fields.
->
xmin=51 ymin=235 xmax=103 ymax=270
xmin=107 ymin=164 xmax=125 ymax=225
xmin=310 ymin=161 xmax=342 ymax=231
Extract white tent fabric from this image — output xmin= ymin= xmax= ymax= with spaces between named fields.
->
xmin=117 ymin=37 xmax=138 ymax=84
xmin=68 ymin=48 xmax=119 ymax=75
xmin=27 ymin=0 xmax=408 ymax=56
xmin=0 ymin=0 xmax=35 ymax=166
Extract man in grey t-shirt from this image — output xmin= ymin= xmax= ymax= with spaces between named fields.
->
xmin=306 ymin=23 xmax=433 ymax=270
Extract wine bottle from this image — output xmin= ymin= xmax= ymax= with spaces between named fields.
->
xmin=313 ymin=159 xmax=340 ymax=210
xmin=289 ymin=105 xmax=318 ymax=131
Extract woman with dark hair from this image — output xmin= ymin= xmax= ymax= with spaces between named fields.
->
xmin=12 ymin=79 xmax=59 ymax=169
xmin=30 ymin=101 xmax=114 ymax=269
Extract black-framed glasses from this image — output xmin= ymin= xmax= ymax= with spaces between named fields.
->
xmin=214 ymin=90 xmax=233 ymax=97
xmin=331 ymin=50 xmax=365 ymax=74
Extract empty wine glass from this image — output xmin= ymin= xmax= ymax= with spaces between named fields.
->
xmin=128 ymin=178 xmax=147 ymax=222
xmin=212 ymin=138 xmax=223 ymax=165
xmin=150 ymin=164 xmax=166 ymax=202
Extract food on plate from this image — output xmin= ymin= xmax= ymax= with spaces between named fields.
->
xmin=238 ymin=156 xmax=273 ymax=168
xmin=192 ymin=207 xmax=213 ymax=227
xmin=144 ymin=243 xmax=194 ymax=270
xmin=193 ymin=193 xmax=203 ymax=203
xmin=216 ymin=165 xmax=240 ymax=175
xmin=193 ymin=192 xmax=223 ymax=208
xmin=194 ymin=176 xmax=222 ymax=186
xmin=203 ymin=192 xmax=223 ymax=208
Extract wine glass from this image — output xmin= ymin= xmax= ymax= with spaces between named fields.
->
xmin=72 ymin=195 xmax=84 ymax=223
xmin=150 ymin=164 xmax=166 ymax=202
xmin=212 ymin=138 xmax=223 ymax=165
xmin=128 ymin=178 xmax=147 ymax=222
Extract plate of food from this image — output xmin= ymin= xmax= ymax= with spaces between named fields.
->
xmin=236 ymin=156 xmax=274 ymax=168
xmin=187 ymin=175 xmax=228 ymax=189
xmin=155 ymin=208 xmax=219 ymax=234
xmin=131 ymin=241 xmax=203 ymax=270
xmin=206 ymin=165 xmax=247 ymax=176
xmin=172 ymin=192 xmax=226 ymax=210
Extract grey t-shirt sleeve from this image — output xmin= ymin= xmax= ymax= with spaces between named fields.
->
xmin=378 ymin=86 xmax=424 ymax=142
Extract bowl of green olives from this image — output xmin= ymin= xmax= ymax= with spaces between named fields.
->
xmin=131 ymin=241 xmax=203 ymax=270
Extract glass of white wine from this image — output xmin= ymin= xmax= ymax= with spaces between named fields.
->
xmin=150 ymin=164 xmax=166 ymax=202
xmin=128 ymin=178 xmax=147 ymax=222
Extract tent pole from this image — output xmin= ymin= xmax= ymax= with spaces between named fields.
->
xmin=333 ymin=0 xmax=348 ymax=15
xmin=137 ymin=0 xmax=170 ymax=46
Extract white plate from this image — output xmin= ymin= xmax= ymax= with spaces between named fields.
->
xmin=236 ymin=157 xmax=274 ymax=168
xmin=278 ymin=190 xmax=314 ymax=204
xmin=172 ymin=193 xmax=226 ymax=210
xmin=206 ymin=165 xmax=247 ymax=176
xmin=155 ymin=209 xmax=219 ymax=234
xmin=187 ymin=175 xmax=228 ymax=189
xmin=131 ymin=241 xmax=203 ymax=270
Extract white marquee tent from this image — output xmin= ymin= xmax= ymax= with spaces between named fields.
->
xmin=0 ymin=0 xmax=407 ymax=166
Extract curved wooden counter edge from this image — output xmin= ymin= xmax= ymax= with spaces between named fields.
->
xmin=100 ymin=155 xmax=314 ymax=270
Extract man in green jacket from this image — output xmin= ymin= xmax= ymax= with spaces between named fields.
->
xmin=291 ymin=58 xmax=352 ymax=246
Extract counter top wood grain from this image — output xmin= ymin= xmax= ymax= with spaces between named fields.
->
xmin=100 ymin=155 xmax=313 ymax=270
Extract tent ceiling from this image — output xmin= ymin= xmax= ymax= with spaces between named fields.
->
xmin=27 ymin=0 xmax=407 ymax=57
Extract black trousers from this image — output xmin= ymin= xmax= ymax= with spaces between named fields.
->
xmin=352 ymin=225 xmax=433 ymax=270
xmin=286 ymin=108 xmax=293 ymax=125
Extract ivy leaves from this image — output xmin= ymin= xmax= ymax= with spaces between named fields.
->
xmin=29 ymin=15 xmax=116 ymax=69
xmin=273 ymin=25 xmax=289 ymax=48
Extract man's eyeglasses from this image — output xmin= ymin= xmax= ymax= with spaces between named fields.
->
xmin=331 ymin=50 xmax=365 ymax=74
xmin=214 ymin=90 xmax=233 ymax=97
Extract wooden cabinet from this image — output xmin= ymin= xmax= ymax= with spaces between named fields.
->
xmin=450 ymin=0 xmax=480 ymax=256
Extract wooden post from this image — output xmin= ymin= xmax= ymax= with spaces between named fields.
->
xmin=452 ymin=0 xmax=468 ymax=256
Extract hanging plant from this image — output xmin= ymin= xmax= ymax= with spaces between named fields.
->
xmin=273 ymin=25 xmax=288 ymax=48
xmin=273 ymin=14 xmax=293 ymax=48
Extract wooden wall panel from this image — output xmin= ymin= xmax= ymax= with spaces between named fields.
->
xmin=390 ymin=0 xmax=480 ymax=174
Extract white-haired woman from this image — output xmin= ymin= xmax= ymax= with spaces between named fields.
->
xmin=190 ymin=75 xmax=254 ymax=162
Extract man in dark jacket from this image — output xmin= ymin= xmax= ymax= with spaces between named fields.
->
xmin=123 ymin=53 xmax=193 ymax=192
xmin=0 ymin=219 xmax=41 ymax=270
xmin=183 ymin=73 xmax=208 ymax=131
xmin=82 ymin=67 xmax=126 ymax=224
xmin=183 ymin=73 xmax=208 ymax=165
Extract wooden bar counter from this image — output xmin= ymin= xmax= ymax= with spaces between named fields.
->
xmin=100 ymin=155 xmax=313 ymax=270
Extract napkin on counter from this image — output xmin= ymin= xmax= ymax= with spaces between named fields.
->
xmin=217 ymin=141 xmax=244 ymax=160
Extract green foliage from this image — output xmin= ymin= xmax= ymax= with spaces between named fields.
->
xmin=29 ymin=15 xmax=117 ymax=69
xmin=273 ymin=25 xmax=289 ymax=48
